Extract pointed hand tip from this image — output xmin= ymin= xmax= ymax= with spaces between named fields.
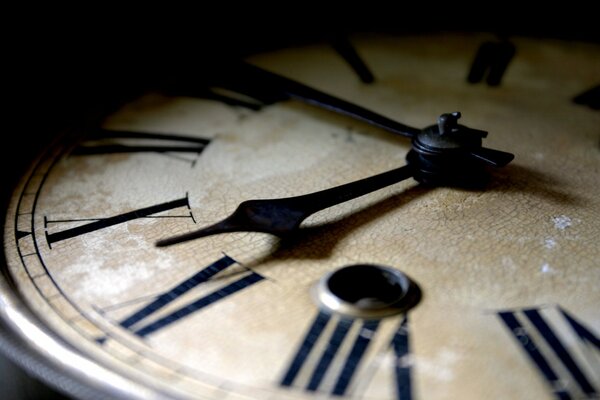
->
xmin=155 ymin=239 xmax=173 ymax=248
xmin=493 ymin=151 xmax=515 ymax=167
xmin=469 ymin=147 xmax=515 ymax=167
xmin=155 ymin=229 xmax=213 ymax=247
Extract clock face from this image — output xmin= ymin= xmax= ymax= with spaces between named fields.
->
xmin=2 ymin=33 xmax=599 ymax=399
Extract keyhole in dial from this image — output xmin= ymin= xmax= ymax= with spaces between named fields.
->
xmin=327 ymin=265 xmax=404 ymax=308
xmin=315 ymin=264 xmax=420 ymax=319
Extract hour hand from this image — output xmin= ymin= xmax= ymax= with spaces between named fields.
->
xmin=156 ymin=165 xmax=415 ymax=247
xmin=213 ymin=62 xmax=420 ymax=138
xmin=156 ymin=112 xmax=514 ymax=247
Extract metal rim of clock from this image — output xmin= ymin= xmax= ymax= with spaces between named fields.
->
xmin=0 ymin=100 xmax=181 ymax=398
xmin=0 ymin=279 xmax=153 ymax=399
xmin=0 ymin=81 xmax=174 ymax=400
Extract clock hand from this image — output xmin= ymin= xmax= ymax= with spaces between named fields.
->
xmin=156 ymin=164 xmax=415 ymax=247
xmin=214 ymin=62 xmax=421 ymax=138
xmin=157 ymin=112 xmax=514 ymax=247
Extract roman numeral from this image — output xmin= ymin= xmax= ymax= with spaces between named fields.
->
xmin=573 ymin=85 xmax=600 ymax=110
xmin=467 ymin=40 xmax=515 ymax=86
xmin=498 ymin=306 xmax=599 ymax=399
xmin=45 ymin=195 xmax=193 ymax=247
xmin=391 ymin=317 xmax=412 ymax=400
xmin=110 ymin=255 xmax=264 ymax=338
xmin=331 ymin=36 xmax=375 ymax=84
xmin=72 ymin=129 xmax=210 ymax=165
xmin=281 ymin=311 xmax=412 ymax=398
xmin=16 ymin=230 xmax=31 ymax=240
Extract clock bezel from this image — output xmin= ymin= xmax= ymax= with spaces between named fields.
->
xmin=2 ymin=28 xmax=599 ymax=399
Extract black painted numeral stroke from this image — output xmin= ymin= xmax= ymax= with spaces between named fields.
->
xmin=281 ymin=311 xmax=412 ymax=398
xmin=391 ymin=317 xmax=412 ymax=400
xmin=45 ymin=196 xmax=193 ymax=247
xmin=467 ymin=40 xmax=515 ymax=86
xmin=332 ymin=36 xmax=375 ymax=84
xmin=164 ymin=85 xmax=264 ymax=111
xmin=118 ymin=255 xmax=264 ymax=338
xmin=498 ymin=306 xmax=599 ymax=399
xmin=72 ymin=129 xmax=210 ymax=156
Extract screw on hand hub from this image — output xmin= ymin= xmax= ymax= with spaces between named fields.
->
xmin=437 ymin=111 xmax=461 ymax=135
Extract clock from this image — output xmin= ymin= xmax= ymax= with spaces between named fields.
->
xmin=1 ymin=31 xmax=599 ymax=399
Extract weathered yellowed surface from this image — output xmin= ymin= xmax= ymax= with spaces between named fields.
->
xmin=4 ymin=33 xmax=599 ymax=399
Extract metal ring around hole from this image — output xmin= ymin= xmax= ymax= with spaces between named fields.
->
xmin=312 ymin=264 xmax=418 ymax=319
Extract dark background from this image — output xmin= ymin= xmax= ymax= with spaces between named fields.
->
xmin=5 ymin=9 xmax=599 ymax=201
xmin=2 ymin=9 xmax=598 ymax=398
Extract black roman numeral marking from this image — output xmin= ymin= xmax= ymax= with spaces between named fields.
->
xmin=45 ymin=195 xmax=193 ymax=247
xmin=467 ymin=40 xmax=515 ymax=86
xmin=112 ymin=255 xmax=264 ymax=338
xmin=166 ymin=85 xmax=264 ymax=111
xmin=391 ymin=317 xmax=412 ymax=400
xmin=281 ymin=311 xmax=412 ymax=398
xmin=573 ymin=85 xmax=600 ymax=110
xmin=281 ymin=311 xmax=331 ymax=388
xmin=72 ymin=129 xmax=211 ymax=165
xmin=16 ymin=230 xmax=31 ymax=240
xmin=332 ymin=36 xmax=375 ymax=84
xmin=498 ymin=306 xmax=599 ymax=399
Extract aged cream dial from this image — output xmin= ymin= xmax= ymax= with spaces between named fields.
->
xmin=1 ymin=33 xmax=599 ymax=399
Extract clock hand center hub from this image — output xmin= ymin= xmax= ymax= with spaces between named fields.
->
xmin=408 ymin=112 xmax=514 ymax=186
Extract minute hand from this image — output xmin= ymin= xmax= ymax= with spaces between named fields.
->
xmin=156 ymin=164 xmax=414 ymax=247
xmin=217 ymin=62 xmax=420 ymax=138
